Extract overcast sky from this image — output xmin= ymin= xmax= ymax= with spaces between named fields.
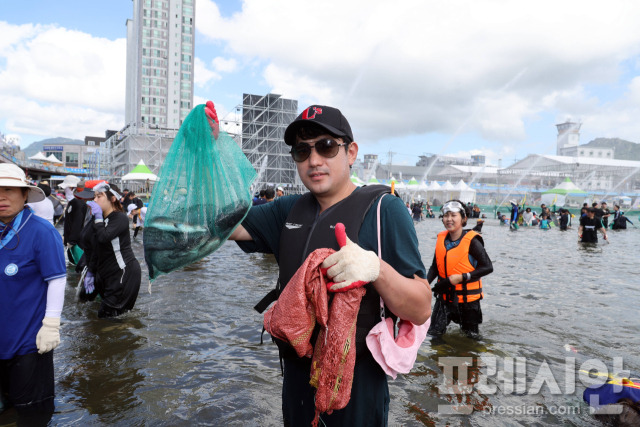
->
xmin=2 ymin=0 xmax=640 ymax=167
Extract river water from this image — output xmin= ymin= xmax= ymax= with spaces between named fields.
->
xmin=2 ymin=218 xmax=638 ymax=426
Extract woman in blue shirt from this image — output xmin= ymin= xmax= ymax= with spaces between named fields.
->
xmin=0 ymin=164 xmax=66 ymax=424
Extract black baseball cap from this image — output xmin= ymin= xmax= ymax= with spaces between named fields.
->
xmin=284 ymin=105 xmax=353 ymax=146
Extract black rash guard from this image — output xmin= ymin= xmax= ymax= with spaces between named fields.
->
xmin=90 ymin=211 xmax=137 ymax=277
xmin=426 ymin=230 xmax=494 ymax=284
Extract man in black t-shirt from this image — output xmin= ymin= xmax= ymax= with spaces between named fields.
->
xmin=581 ymin=203 xmax=588 ymax=217
xmin=412 ymin=203 xmax=423 ymax=222
xmin=592 ymin=202 xmax=604 ymax=222
xmin=579 ymin=207 xmax=607 ymax=243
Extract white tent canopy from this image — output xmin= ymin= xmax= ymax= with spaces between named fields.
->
xmin=388 ymin=176 xmax=406 ymax=190
xmin=367 ymin=175 xmax=382 ymax=185
xmin=406 ymin=177 xmax=420 ymax=192
xmin=454 ymin=179 xmax=477 ymax=204
xmin=46 ymin=154 xmax=63 ymax=164
xmin=441 ymin=180 xmax=454 ymax=190
xmin=541 ymin=177 xmax=586 ymax=207
xmin=350 ymin=171 xmax=364 ymax=187
xmin=121 ymin=160 xmax=159 ymax=182
xmin=426 ymin=181 xmax=441 ymax=191
xmin=439 ymin=180 xmax=455 ymax=202
xmin=29 ymin=151 xmax=49 ymax=161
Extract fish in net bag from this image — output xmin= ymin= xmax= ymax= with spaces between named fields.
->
xmin=144 ymin=102 xmax=256 ymax=280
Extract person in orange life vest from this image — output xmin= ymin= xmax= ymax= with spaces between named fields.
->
xmin=426 ymin=199 xmax=493 ymax=338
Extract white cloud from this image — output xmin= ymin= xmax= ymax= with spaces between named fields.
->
xmin=0 ymin=22 xmax=125 ymax=144
xmin=194 ymin=57 xmax=221 ymax=86
xmin=211 ymin=56 xmax=237 ymax=73
xmin=196 ymin=0 xmax=640 ymax=144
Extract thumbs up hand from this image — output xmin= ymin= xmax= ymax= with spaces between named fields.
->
xmin=322 ymin=223 xmax=380 ymax=293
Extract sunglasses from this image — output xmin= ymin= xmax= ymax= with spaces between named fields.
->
xmin=290 ymin=138 xmax=348 ymax=162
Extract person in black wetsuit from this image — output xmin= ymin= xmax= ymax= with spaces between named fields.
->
xmin=579 ymin=207 xmax=608 ymax=243
xmin=611 ymin=205 xmax=634 ymax=230
xmin=559 ymin=209 xmax=571 ymax=231
xmin=84 ymin=182 xmax=141 ymax=318
xmin=600 ymin=202 xmax=611 ymax=229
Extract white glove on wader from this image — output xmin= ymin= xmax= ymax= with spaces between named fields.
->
xmin=322 ymin=223 xmax=380 ymax=292
xmin=36 ymin=317 xmax=61 ymax=354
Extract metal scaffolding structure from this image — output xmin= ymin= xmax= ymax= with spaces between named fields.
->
xmin=241 ymin=93 xmax=304 ymax=194
xmin=101 ymin=123 xmax=177 ymax=183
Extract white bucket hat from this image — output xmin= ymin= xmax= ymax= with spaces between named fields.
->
xmin=59 ymin=174 xmax=80 ymax=189
xmin=0 ymin=163 xmax=46 ymax=203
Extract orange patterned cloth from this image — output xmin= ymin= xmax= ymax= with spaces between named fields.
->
xmin=263 ymin=248 xmax=366 ymax=426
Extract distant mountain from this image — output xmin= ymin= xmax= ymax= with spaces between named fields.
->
xmin=23 ymin=137 xmax=84 ymax=157
xmin=582 ymin=137 xmax=640 ymax=161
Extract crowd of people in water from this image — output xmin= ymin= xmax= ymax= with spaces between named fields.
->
xmin=2 ymin=103 xmax=639 ymax=425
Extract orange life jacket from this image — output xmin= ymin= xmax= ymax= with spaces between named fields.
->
xmin=435 ymin=230 xmax=483 ymax=303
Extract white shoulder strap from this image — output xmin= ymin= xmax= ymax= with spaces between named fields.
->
xmin=376 ymin=194 xmax=386 ymax=318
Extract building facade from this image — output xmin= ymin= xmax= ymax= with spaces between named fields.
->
xmin=556 ymin=120 xmax=614 ymax=159
xmin=103 ymin=0 xmax=195 ymax=180
xmin=41 ymin=137 xmax=105 ymax=174
xmin=125 ymin=0 xmax=195 ymax=130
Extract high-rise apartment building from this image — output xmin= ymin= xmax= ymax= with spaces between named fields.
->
xmin=125 ymin=0 xmax=195 ymax=129
xmin=103 ymin=0 xmax=195 ymax=180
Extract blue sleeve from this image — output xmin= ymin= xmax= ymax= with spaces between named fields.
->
xmin=359 ymin=195 xmax=426 ymax=279
xmin=34 ymin=222 xmax=67 ymax=281
xmin=236 ymin=195 xmax=300 ymax=261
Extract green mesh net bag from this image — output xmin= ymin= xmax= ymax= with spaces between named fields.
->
xmin=144 ymin=103 xmax=256 ymax=280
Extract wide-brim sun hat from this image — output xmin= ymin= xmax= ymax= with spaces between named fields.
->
xmin=0 ymin=163 xmax=46 ymax=203
xmin=59 ymin=174 xmax=80 ymax=189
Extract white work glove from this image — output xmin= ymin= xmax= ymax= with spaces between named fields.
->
xmin=36 ymin=317 xmax=61 ymax=354
xmin=322 ymin=223 xmax=380 ymax=293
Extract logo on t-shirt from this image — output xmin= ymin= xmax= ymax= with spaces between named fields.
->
xmin=4 ymin=263 xmax=18 ymax=276
xmin=285 ymin=222 xmax=302 ymax=229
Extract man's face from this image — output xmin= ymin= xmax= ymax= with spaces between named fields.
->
xmin=587 ymin=211 xmax=595 ymax=218
xmin=0 ymin=186 xmax=28 ymax=223
xmin=293 ymin=134 xmax=356 ymax=197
